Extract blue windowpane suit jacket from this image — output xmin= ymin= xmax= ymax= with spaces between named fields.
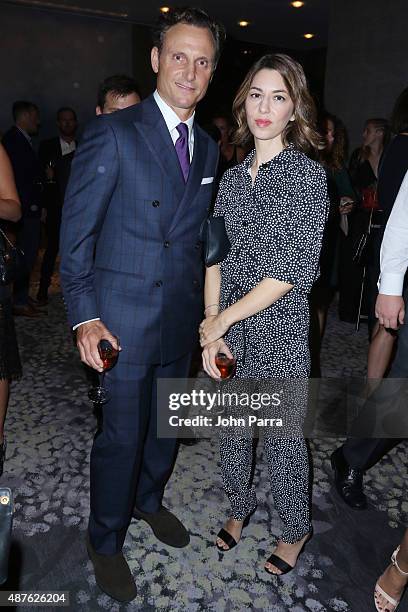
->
xmin=60 ymin=95 xmax=219 ymax=366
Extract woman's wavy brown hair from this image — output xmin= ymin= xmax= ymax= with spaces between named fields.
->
xmin=232 ymin=54 xmax=322 ymax=156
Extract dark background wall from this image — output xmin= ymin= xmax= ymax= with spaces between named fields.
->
xmin=325 ymin=0 xmax=408 ymax=151
xmin=0 ymin=3 xmax=327 ymax=143
xmin=0 ymin=4 xmax=133 ymax=139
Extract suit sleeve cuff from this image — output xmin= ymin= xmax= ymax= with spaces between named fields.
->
xmin=72 ymin=318 xmax=100 ymax=331
xmin=378 ymin=273 xmax=404 ymax=296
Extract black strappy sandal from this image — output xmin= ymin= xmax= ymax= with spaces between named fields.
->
xmin=265 ymin=528 xmax=313 ymax=575
xmin=216 ymin=508 xmax=256 ymax=552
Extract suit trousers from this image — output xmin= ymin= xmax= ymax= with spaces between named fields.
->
xmin=342 ymin=286 xmax=408 ymax=469
xmin=13 ymin=217 xmax=41 ymax=307
xmin=88 ymin=353 xmax=191 ymax=555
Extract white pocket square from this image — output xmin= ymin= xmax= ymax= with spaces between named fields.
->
xmin=201 ymin=177 xmax=214 ymax=184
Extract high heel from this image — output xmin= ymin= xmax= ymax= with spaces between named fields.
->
xmin=374 ymin=546 xmax=408 ymax=612
xmin=0 ymin=437 xmax=7 ymax=478
xmin=215 ymin=506 xmax=256 ymax=552
xmin=265 ymin=528 xmax=313 ymax=576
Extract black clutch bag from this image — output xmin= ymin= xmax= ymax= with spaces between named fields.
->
xmin=200 ymin=216 xmax=231 ymax=267
xmin=0 ymin=487 xmax=13 ymax=585
xmin=0 ymin=229 xmax=25 ymax=286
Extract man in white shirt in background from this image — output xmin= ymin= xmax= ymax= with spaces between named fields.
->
xmin=332 ymin=171 xmax=408 ymax=508
xmin=95 ymin=74 xmax=141 ymax=115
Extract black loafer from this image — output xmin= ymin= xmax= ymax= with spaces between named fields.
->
xmin=86 ymin=534 xmax=137 ymax=602
xmin=330 ymin=447 xmax=367 ymax=509
xmin=133 ymin=505 xmax=190 ymax=548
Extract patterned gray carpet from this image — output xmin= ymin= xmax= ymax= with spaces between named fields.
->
xmin=1 ymin=294 xmax=407 ymax=611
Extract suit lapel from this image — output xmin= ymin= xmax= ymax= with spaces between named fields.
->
xmin=168 ymin=124 xmax=208 ymax=234
xmin=132 ymin=97 xmax=209 ymax=234
xmin=14 ymin=126 xmax=33 ymax=154
xmin=132 ymin=98 xmax=185 ymax=205
xmin=54 ymin=137 xmax=63 ymax=159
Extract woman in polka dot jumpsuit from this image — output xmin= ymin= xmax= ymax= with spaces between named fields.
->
xmin=200 ymin=54 xmax=328 ymax=575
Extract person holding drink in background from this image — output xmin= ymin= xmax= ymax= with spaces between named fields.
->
xmin=200 ymin=54 xmax=328 ymax=575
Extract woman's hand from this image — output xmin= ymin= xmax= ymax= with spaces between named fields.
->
xmin=199 ymin=312 xmax=230 ymax=347
xmin=339 ymin=196 xmax=354 ymax=215
xmin=202 ymin=339 xmax=234 ymax=379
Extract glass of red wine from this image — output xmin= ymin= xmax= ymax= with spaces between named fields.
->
xmin=88 ymin=337 xmax=119 ymax=405
xmin=213 ymin=352 xmax=236 ymax=417
xmin=215 ymin=352 xmax=236 ymax=380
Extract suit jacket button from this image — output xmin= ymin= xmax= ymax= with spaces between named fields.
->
xmin=192 ymin=279 xmax=199 ymax=286
xmin=155 ymin=280 xmax=163 ymax=287
xmin=152 ymin=200 xmax=160 ymax=207
xmin=164 ymin=240 xmax=170 ymax=248
xmin=195 ymin=241 xmax=201 ymax=249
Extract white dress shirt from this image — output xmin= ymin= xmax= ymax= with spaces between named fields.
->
xmin=378 ymin=170 xmax=408 ymax=295
xmin=153 ymin=90 xmax=195 ymax=161
xmin=60 ymin=137 xmax=76 ymax=156
xmin=73 ymin=91 xmax=195 ymax=330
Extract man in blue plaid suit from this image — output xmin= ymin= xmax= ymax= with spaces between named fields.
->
xmin=60 ymin=8 xmax=225 ymax=602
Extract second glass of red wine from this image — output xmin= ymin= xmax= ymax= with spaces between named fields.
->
xmin=215 ymin=352 xmax=236 ymax=380
xmin=213 ymin=352 xmax=236 ymax=416
xmin=88 ymin=337 xmax=119 ymax=404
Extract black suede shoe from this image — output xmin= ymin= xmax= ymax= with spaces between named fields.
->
xmin=330 ymin=447 xmax=367 ymax=509
xmin=86 ymin=534 xmax=137 ymax=603
xmin=133 ymin=505 xmax=190 ymax=548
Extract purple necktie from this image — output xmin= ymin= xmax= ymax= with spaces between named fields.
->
xmin=175 ymin=122 xmax=190 ymax=182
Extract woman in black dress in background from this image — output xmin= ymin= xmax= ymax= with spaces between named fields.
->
xmin=349 ymin=118 xmax=390 ymax=198
xmin=348 ymin=118 xmax=390 ymax=389
xmin=200 ymin=54 xmax=328 ymax=576
xmin=0 ymin=144 xmax=22 ymax=476
xmin=309 ymin=112 xmax=355 ymax=376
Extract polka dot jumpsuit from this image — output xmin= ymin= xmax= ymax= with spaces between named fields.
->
xmin=214 ymin=145 xmax=329 ymax=543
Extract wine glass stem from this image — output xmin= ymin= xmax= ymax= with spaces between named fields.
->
xmin=100 ymin=371 xmax=106 ymax=387
xmin=217 ymin=380 xmax=224 ymax=414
